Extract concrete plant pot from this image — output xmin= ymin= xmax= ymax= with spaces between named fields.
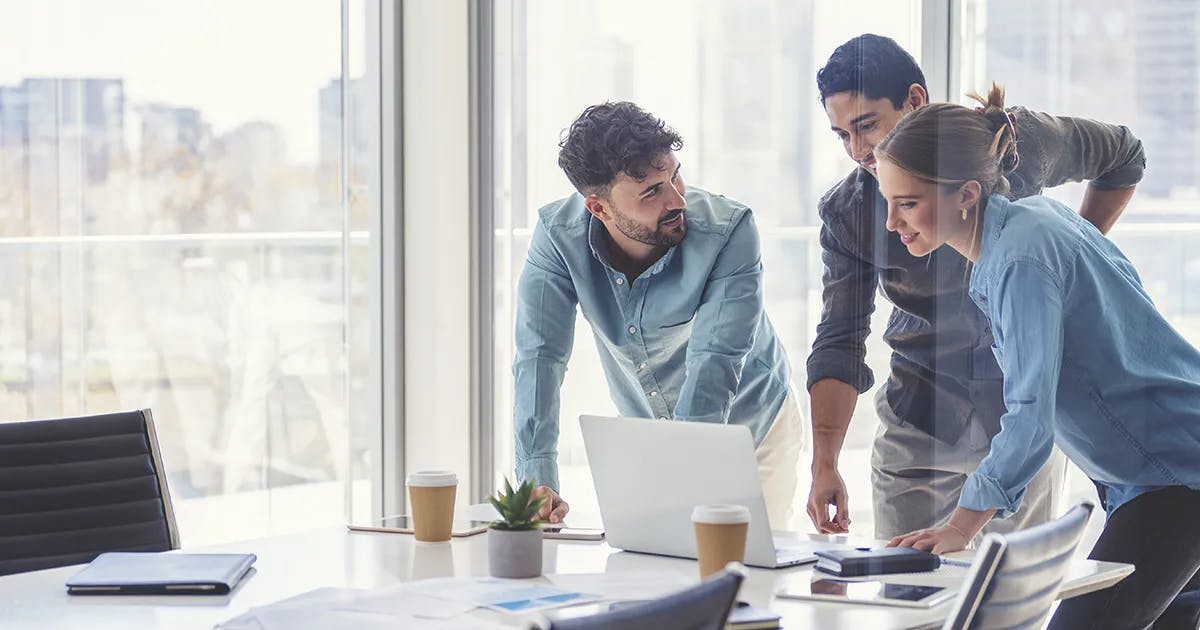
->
xmin=487 ymin=528 xmax=543 ymax=578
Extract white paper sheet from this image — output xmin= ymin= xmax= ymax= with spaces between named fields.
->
xmin=545 ymin=570 xmax=697 ymax=601
xmin=337 ymin=587 xmax=475 ymax=619
xmin=214 ymin=586 xmax=504 ymax=630
xmin=406 ymin=577 xmax=602 ymax=613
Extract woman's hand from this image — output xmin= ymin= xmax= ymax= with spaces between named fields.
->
xmin=887 ymin=524 xmax=971 ymax=554
xmin=886 ymin=506 xmax=995 ymax=554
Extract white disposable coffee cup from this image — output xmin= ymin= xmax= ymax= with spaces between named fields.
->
xmin=407 ymin=470 xmax=458 ymax=542
xmin=692 ymin=504 xmax=751 ymax=578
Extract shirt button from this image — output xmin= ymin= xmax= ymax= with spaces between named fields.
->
xmin=616 ymin=277 xmax=624 ymax=285
xmin=649 ymin=391 xmax=658 ymax=397
xmin=638 ymin=362 xmax=647 ymax=370
xmin=628 ymin=326 xmax=638 ymax=334
xmin=658 ymin=416 xmax=668 ymax=421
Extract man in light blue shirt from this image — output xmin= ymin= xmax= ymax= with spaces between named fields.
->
xmin=513 ymin=102 xmax=801 ymax=528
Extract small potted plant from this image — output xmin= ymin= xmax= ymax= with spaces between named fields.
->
xmin=487 ymin=478 xmax=548 ymax=578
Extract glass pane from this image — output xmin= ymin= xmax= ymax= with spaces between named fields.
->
xmin=0 ymin=0 xmax=382 ymax=545
xmin=962 ymin=0 xmax=1200 ymax=548
xmin=493 ymin=0 xmax=922 ymax=531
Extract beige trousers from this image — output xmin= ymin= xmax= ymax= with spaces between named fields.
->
xmin=754 ymin=386 xmax=805 ymax=531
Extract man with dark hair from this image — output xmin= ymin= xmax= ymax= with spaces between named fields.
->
xmin=515 ymin=101 xmax=801 ymax=528
xmin=805 ymin=34 xmax=1146 ymax=541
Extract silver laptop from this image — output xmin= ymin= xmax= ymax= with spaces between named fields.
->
xmin=580 ymin=415 xmax=848 ymax=569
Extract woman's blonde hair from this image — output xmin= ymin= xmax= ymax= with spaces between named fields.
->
xmin=874 ymin=82 xmax=1020 ymax=201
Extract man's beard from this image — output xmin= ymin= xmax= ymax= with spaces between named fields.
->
xmin=611 ymin=207 xmax=686 ymax=247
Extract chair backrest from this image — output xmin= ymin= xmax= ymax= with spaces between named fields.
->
xmin=0 ymin=409 xmax=179 ymax=576
xmin=942 ymin=502 xmax=1095 ymax=630
xmin=533 ymin=564 xmax=745 ymax=630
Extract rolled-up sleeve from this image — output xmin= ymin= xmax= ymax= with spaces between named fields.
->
xmin=674 ymin=212 xmax=763 ymax=424
xmin=1025 ymin=109 xmax=1147 ymax=190
xmin=512 ymin=218 xmax=578 ymax=492
xmin=806 ymin=220 xmax=877 ymax=393
xmin=959 ymin=261 xmax=1063 ymax=518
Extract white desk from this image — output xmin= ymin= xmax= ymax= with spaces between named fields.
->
xmin=0 ymin=528 xmax=1132 ymax=629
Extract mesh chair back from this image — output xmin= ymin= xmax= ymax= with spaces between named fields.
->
xmin=943 ymin=502 xmax=1094 ymax=630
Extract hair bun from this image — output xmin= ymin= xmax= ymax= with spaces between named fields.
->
xmin=999 ymin=140 xmax=1020 ymax=175
xmin=969 ymin=83 xmax=1020 ymax=177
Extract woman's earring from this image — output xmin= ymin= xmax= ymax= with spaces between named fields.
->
xmin=961 ymin=207 xmax=968 ymax=221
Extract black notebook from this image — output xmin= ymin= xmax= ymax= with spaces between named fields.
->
xmin=813 ymin=547 xmax=941 ymax=577
xmin=66 ymin=552 xmax=257 ymax=595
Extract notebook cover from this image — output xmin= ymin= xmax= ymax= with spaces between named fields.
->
xmin=66 ymin=552 xmax=257 ymax=595
xmin=813 ymin=547 xmax=940 ymax=577
xmin=726 ymin=603 xmax=782 ymax=629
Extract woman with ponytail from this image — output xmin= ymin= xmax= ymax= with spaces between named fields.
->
xmin=878 ymin=84 xmax=1200 ymax=629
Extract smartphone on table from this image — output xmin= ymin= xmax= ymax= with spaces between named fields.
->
xmin=541 ymin=524 xmax=605 ymax=541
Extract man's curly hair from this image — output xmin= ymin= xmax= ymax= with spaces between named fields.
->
xmin=557 ymin=101 xmax=683 ymax=197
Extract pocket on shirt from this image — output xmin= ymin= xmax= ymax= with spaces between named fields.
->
xmin=652 ymin=317 xmax=695 ymax=354
xmin=659 ymin=317 xmax=695 ymax=339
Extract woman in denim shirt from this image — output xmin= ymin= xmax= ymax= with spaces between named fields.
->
xmin=874 ymin=85 xmax=1200 ymax=629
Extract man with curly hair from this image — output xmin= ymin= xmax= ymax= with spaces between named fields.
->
xmin=514 ymin=102 xmax=801 ymax=529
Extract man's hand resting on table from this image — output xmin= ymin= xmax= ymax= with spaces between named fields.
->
xmin=532 ymin=486 xmax=569 ymax=524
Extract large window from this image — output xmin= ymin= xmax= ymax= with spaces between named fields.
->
xmin=490 ymin=0 xmax=1200 ymax=538
xmin=491 ymin=0 xmax=922 ymax=530
xmin=960 ymin=0 xmax=1200 ymax=547
xmin=0 ymin=0 xmax=383 ymax=545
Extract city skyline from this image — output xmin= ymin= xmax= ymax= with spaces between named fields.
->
xmin=0 ymin=0 xmax=355 ymax=164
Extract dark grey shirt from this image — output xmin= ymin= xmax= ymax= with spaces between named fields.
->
xmin=806 ymin=107 xmax=1146 ymax=444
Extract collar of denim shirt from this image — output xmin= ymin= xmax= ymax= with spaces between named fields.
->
xmin=969 ymin=193 xmax=1015 ymax=301
xmin=586 ymin=213 xmax=679 ymax=280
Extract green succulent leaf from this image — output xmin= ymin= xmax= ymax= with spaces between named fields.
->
xmin=488 ymin=476 xmax=549 ymax=531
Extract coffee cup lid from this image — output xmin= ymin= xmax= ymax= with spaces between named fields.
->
xmin=406 ymin=470 xmax=458 ymax=487
xmin=691 ymin=504 xmax=751 ymax=524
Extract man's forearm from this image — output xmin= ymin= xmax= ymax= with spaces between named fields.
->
xmin=1079 ymin=185 xmax=1135 ymax=235
xmin=809 ymin=378 xmax=859 ymax=471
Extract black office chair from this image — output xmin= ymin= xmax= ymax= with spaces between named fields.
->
xmin=529 ymin=564 xmax=746 ymax=630
xmin=1154 ymin=589 xmax=1200 ymax=630
xmin=942 ymin=502 xmax=1095 ymax=630
xmin=0 ymin=409 xmax=179 ymax=576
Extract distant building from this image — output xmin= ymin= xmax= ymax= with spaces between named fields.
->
xmin=137 ymin=103 xmax=210 ymax=175
xmin=1135 ymin=0 xmax=1200 ymax=198
xmin=695 ymin=0 xmax=814 ymax=226
xmin=986 ymin=0 xmax=1199 ymax=200
xmin=0 ymin=78 xmax=126 ymax=235
xmin=318 ymin=78 xmax=372 ymax=208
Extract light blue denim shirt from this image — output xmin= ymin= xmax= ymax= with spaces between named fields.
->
xmin=513 ymin=187 xmax=792 ymax=491
xmin=960 ymin=194 xmax=1200 ymax=518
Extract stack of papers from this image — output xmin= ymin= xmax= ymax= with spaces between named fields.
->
xmin=216 ymin=587 xmax=488 ymax=630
